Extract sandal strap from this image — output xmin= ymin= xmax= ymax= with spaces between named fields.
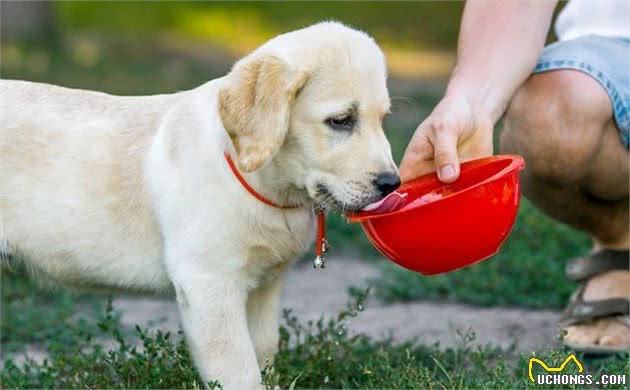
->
xmin=616 ymin=315 xmax=630 ymax=328
xmin=560 ymin=286 xmax=630 ymax=327
xmin=565 ymin=249 xmax=629 ymax=282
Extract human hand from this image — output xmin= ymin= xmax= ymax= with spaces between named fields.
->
xmin=399 ymin=93 xmax=494 ymax=183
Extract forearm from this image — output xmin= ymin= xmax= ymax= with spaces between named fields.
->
xmin=446 ymin=0 xmax=558 ymax=122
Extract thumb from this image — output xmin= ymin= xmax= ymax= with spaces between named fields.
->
xmin=431 ymin=127 xmax=460 ymax=183
xmin=399 ymin=129 xmax=434 ymax=182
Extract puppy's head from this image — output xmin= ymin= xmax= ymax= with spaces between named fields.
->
xmin=220 ymin=22 xmax=398 ymax=212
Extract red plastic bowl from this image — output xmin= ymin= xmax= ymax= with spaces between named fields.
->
xmin=348 ymin=155 xmax=525 ymax=275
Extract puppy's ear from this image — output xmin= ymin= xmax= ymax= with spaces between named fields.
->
xmin=219 ymin=55 xmax=308 ymax=172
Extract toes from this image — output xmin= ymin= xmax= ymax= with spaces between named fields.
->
xmin=598 ymin=333 xmax=622 ymax=346
xmin=563 ymin=268 xmax=630 ymax=349
xmin=564 ymin=323 xmax=600 ymax=345
xmin=597 ymin=320 xmax=630 ymax=347
xmin=566 ymin=319 xmax=630 ymax=348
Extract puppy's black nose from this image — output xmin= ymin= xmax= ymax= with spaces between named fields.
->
xmin=373 ymin=172 xmax=401 ymax=197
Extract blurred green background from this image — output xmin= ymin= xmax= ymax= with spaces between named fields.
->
xmin=1 ymin=1 xmax=587 ymax=347
xmin=2 ymin=1 xmax=466 ymax=92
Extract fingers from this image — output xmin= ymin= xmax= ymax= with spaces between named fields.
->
xmin=430 ymin=122 xmax=460 ymax=183
xmin=400 ymin=95 xmax=495 ymax=183
xmin=399 ymin=130 xmax=434 ymax=183
xmin=400 ymin=120 xmax=461 ymax=183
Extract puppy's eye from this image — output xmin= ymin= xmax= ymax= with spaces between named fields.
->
xmin=325 ymin=115 xmax=355 ymax=131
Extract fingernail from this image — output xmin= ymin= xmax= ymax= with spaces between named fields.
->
xmin=439 ymin=165 xmax=455 ymax=180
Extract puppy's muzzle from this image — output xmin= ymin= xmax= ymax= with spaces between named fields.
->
xmin=373 ymin=172 xmax=401 ymax=197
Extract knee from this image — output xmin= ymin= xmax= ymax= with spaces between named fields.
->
xmin=500 ymin=70 xmax=611 ymax=182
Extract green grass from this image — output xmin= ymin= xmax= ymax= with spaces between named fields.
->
xmin=57 ymin=1 xmax=464 ymax=51
xmin=1 ymin=39 xmax=228 ymax=95
xmin=2 ymin=290 xmax=627 ymax=389
xmin=0 ymin=270 xmax=108 ymax=353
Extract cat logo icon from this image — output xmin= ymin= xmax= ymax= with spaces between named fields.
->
xmin=528 ymin=354 xmax=584 ymax=382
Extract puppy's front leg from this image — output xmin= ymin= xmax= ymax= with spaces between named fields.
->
xmin=168 ymin=263 xmax=261 ymax=390
xmin=247 ymin=271 xmax=285 ymax=368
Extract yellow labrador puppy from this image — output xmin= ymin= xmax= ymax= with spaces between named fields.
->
xmin=0 ymin=22 xmax=398 ymax=388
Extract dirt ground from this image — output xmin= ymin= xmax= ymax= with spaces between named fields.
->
xmin=114 ymin=256 xmax=561 ymax=353
xmin=3 ymin=256 xmax=562 ymax=366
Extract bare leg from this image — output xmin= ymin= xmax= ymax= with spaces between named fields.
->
xmin=501 ymin=69 xmax=629 ymax=347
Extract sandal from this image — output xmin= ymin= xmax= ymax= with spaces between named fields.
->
xmin=560 ymin=249 xmax=630 ymax=354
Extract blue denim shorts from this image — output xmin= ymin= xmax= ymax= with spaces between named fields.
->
xmin=534 ymin=35 xmax=630 ymax=149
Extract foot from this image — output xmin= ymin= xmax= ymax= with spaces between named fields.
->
xmin=564 ymin=270 xmax=630 ymax=348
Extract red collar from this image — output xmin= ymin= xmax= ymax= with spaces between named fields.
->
xmin=224 ymin=151 xmax=297 ymax=209
xmin=224 ymin=151 xmax=329 ymax=269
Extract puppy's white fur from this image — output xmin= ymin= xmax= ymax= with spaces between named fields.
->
xmin=0 ymin=22 xmax=395 ymax=388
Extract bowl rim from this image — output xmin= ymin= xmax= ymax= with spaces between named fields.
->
xmin=347 ymin=154 xmax=525 ymax=223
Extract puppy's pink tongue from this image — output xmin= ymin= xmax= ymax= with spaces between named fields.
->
xmin=361 ymin=192 xmax=408 ymax=214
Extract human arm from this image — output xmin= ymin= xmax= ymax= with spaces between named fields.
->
xmin=399 ymin=0 xmax=558 ymax=182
